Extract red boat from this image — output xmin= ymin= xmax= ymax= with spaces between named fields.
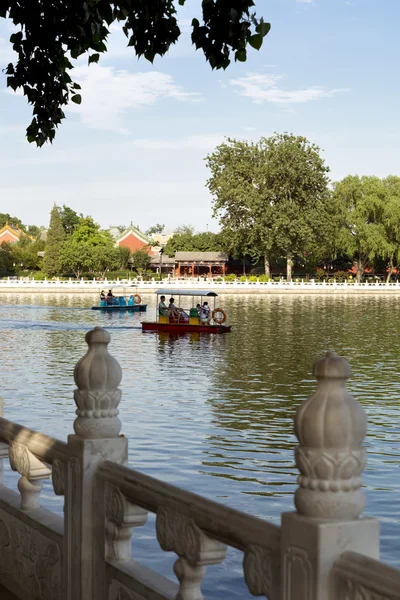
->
xmin=141 ymin=289 xmax=231 ymax=334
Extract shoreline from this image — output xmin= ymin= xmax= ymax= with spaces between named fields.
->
xmin=2 ymin=284 xmax=400 ymax=295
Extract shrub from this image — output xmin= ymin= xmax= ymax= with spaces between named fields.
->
xmin=333 ymin=270 xmax=349 ymax=282
xmin=29 ymin=271 xmax=46 ymax=280
xmin=249 ymin=275 xmax=258 ymax=283
xmin=239 ymin=275 xmax=247 ymax=282
xmin=224 ymin=274 xmax=236 ymax=282
xmin=258 ymin=274 xmax=269 ymax=282
xmin=314 ymin=268 xmax=326 ymax=281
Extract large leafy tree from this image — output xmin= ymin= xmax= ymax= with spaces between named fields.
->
xmin=163 ymin=229 xmax=223 ymax=256
xmin=130 ymin=249 xmax=152 ymax=271
xmin=60 ymin=216 xmax=115 ymax=276
xmin=333 ymin=175 xmax=390 ymax=282
xmin=59 ymin=239 xmax=94 ymax=278
xmin=11 ymin=236 xmax=45 ymax=271
xmin=206 ymin=139 xmax=269 ymax=273
xmin=44 ymin=204 xmax=65 ymax=276
xmin=59 ymin=205 xmax=81 ymax=236
xmin=382 ymin=176 xmax=400 ymax=282
xmin=207 ymin=134 xmax=331 ymax=281
xmin=0 ymin=242 xmax=14 ymax=272
xmin=2 ymin=1 xmax=270 ymax=146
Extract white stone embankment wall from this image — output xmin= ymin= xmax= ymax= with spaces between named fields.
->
xmin=2 ymin=280 xmax=400 ymax=294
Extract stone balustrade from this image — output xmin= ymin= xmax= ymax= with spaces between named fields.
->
xmin=0 ymin=327 xmax=399 ymax=599
xmin=2 ymin=276 xmax=400 ymax=294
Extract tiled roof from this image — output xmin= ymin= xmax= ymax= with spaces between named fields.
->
xmin=175 ymin=252 xmax=228 ymax=262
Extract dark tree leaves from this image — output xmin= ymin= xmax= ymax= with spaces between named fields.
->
xmin=1 ymin=1 xmax=270 ymax=146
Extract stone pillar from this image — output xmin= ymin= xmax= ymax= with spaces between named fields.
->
xmin=192 ymin=263 xmax=195 ymax=277
xmin=208 ymin=264 xmax=212 ymax=278
xmin=281 ymin=352 xmax=380 ymax=600
xmin=64 ymin=327 xmax=128 ymax=600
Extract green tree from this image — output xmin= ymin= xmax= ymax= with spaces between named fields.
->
xmin=207 ymin=134 xmax=331 ymax=281
xmin=115 ymin=246 xmax=131 ymax=270
xmin=206 ymin=139 xmax=268 ymax=273
xmin=0 ymin=242 xmax=14 ymax=272
xmin=163 ymin=230 xmax=223 ymax=256
xmin=0 ymin=213 xmax=26 ymax=231
xmin=146 ymin=223 xmax=165 ymax=236
xmin=59 ymin=205 xmax=81 ymax=236
xmin=2 ymin=2 xmax=270 ymax=146
xmin=333 ymin=175 xmax=390 ymax=283
xmin=44 ymin=205 xmax=65 ymax=276
xmin=72 ymin=217 xmax=114 ymax=246
xmin=11 ymin=236 xmax=45 ymax=271
xmin=130 ymin=249 xmax=151 ymax=271
xmin=382 ymin=176 xmax=400 ymax=282
xmin=59 ymin=239 xmax=94 ymax=278
xmin=92 ymin=246 xmax=119 ymax=278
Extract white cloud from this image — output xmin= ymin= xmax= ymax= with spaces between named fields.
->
xmin=296 ymin=0 xmax=313 ymax=3
xmin=0 ymin=36 xmax=16 ymax=67
xmin=230 ymin=73 xmax=348 ymax=104
xmin=66 ymin=64 xmax=200 ymax=132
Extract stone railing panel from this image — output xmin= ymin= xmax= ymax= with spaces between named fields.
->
xmin=156 ymin=506 xmax=227 ymax=600
xmin=0 ymin=485 xmax=63 ymax=600
xmin=9 ymin=441 xmax=51 ymax=510
xmin=97 ymin=461 xmax=281 ymax=600
xmin=105 ymin=482 xmax=148 ymax=561
xmin=332 ymin=551 xmax=400 ymax=599
xmin=106 ymin=559 xmax=178 ymax=600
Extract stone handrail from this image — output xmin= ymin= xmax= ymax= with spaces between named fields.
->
xmin=1 ymin=277 xmax=400 ymax=289
xmin=97 ymin=460 xmax=281 ymax=553
xmin=332 ymin=551 xmax=400 ymax=599
xmin=96 ymin=461 xmax=281 ymax=599
xmin=0 ymin=417 xmax=68 ymax=464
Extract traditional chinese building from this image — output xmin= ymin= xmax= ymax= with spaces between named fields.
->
xmin=0 ymin=223 xmax=31 ymax=245
xmin=114 ymin=225 xmax=153 ymax=253
xmin=175 ymin=251 xmax=228 ymax=277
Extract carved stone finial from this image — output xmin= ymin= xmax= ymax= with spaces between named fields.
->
xmin=294 ymin=352 xmax=367 ymax=519
xmin=73 ymin=327 xmax=122 ymax=439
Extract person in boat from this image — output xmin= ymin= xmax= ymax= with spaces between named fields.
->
xmin=178 ymin=308 xmax=189 ymax=323
xmin=168 ymin=298 xmax=179 ymax=320
xmin=100 ymin=290 xmax=106 ymax=300
xmin=106 ymin=289 xmax=114 ymax=304
xmin=159 ymin=295 xmax=168 ymax=316
xmin=199 ymin=301 xmax=211 ymax=324
xmin=107 ymin=289 xmax=113 ymax=298
xmin=196 ymin=303 xmax=201 ymax=315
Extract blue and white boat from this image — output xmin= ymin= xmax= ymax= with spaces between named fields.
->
xmin=92 ymin=290 xmax=147 ymax=312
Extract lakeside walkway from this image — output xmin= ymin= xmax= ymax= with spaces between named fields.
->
xmin=1 ymin=277 xmax=400 ymax=294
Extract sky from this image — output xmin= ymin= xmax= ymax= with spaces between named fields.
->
xmin=0 ymin=0 xmax=399 ymax=232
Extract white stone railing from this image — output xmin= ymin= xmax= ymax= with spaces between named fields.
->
xmin=0 ymin=329 xmax=399 ymax=599
xmin=94 ymin=461 xmax=281 ymax=600
xmin=2 ymin=276 xmax=400 ymax=292
xmin=332 ymin=551 xmax=400 ymax=598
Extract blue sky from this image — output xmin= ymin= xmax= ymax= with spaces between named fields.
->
xmin=0 ymin=0 xmax=399 ymax=232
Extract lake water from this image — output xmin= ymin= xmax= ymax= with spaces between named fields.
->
xmin=0 ymin=292 xmax=399 ymax=597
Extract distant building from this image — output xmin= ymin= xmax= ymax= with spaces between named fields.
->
xmin=109 ymin=226 xmax=122 ymax=239
xmin=175 ymin=252 xmax=228 ymax=277
xmin=0 ymin=223 xmax=32 ymax=245
xmin=150 ymin=232 xmax=173 ymax=246
xmin=148 ymin=251 xmax=229 ymax=277
xmin=114 ymin=224 xmax=153 ymax=253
